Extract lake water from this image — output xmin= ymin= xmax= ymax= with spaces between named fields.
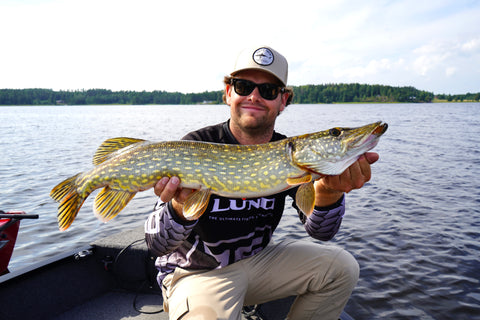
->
xmin=1 ymin=103 xmax=479 ymax=319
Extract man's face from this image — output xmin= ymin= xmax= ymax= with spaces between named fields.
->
xmin=225 ymin=69 xmax=288 ymax=135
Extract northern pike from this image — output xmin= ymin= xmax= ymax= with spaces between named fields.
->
xmin=51 ymin=121 xmax=387 ymax=231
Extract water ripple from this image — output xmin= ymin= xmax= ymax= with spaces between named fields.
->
xmin=1 ymin=104 xmax=480 ymax=319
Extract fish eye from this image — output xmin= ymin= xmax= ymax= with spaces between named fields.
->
xmin=329 ymin=128 xmax=342 ymax=137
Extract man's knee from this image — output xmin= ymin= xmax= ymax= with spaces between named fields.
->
xmin=332 ymin=248 xmax=359 ymax=289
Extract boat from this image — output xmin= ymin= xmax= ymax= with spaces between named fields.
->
xmin=0 ymin=215 xmax=355 ymax=320
xmin=0 ymin=211 xmax=39 ymax=275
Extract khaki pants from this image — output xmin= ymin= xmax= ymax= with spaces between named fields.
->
xmin=161 ymin=240 xmax=359 ymax=320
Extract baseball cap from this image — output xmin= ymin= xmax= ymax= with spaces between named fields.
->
xmin=230 ymin=46 xmax=288 ymax=86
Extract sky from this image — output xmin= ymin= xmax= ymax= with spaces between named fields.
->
xmin=1 ymin=0 xmax=479 ymax=95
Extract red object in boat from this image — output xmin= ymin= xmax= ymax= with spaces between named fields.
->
xmin=0 ymin=211 xmax=24 ymax=275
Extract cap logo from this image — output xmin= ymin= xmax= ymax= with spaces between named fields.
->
xmin=253 ymin=47 xmax=274 ymax=66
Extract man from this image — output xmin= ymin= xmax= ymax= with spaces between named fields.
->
xmin=145 ymin=46 xmax=379 ymax=320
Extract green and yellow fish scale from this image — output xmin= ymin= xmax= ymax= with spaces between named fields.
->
xmin=50 ymin=121 xmax=387 ymax=231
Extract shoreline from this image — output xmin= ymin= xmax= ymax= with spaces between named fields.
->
xmin=1 ymin=100 xmax=480 ymax=107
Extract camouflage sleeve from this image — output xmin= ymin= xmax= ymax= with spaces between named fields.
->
xmin=144 ymin=199 xmax=197 ymax=257
xmin=302 ymin=194 xmax=345 ymax=241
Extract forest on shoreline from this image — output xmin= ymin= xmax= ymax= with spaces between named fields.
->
xmin=0 ymin=84 xmax=478 ymax=106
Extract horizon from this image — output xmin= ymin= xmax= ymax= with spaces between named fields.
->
xmin=1 ymin=83 xmax=477 ymax=96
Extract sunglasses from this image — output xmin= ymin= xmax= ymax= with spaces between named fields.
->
xmin=231 ymin=79 xmax=285 ymax=100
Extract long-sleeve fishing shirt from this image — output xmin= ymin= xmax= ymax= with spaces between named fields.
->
xmin=145 ymin=120 xmax=345 ymax=284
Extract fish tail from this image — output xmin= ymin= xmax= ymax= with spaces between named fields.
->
xmin=50 ymin=173 xmax=86 ymax=231
xmin=50 ymin=173 xmax=80 ymax=202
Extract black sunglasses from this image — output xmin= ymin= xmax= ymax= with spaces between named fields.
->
xmin=231 ymin=79 xmax=285 ymax=100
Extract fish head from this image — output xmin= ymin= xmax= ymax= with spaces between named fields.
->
xmin=290 ymin=121 xmax=388 ymax=175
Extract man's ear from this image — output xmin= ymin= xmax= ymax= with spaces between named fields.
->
xmin=280 ymin=92 xmax=289 ymax=111
xmin=225 ymin=84 xmax=233 ymax=105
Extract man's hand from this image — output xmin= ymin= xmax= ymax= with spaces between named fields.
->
xmin=314 ymin=152 xmax=379 ymax=207
xmin=154 ymin=176 xmax=195 ymax=219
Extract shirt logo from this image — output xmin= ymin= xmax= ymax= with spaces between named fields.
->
xmin=211 ymin=198 xmax=275 ymax=212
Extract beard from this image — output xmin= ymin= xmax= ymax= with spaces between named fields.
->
xmin=234 ymin=108 xmax=276 ymax=132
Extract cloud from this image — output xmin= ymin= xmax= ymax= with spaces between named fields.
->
xmin=412 ymin=36 xmax=480 ymax=77
xmin=332 ymin=58 xmax=405 ymax=79
xmin=412 ymin=43 xmax=452 ymax=77
xmin=445 ymin=67 xmax=457 ymax=77
xmin=461 ymin=37 xmax=480 ymax=52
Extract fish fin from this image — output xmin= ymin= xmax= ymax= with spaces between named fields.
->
xmin=286 ymin=173 xmax=313 ymax=186
xmin=301 ymin=159 xmax=356 ymax=176
xmin=183 ymin=189 xmax=212 ymax=220
xmin=50 ymin=173 xmax=81 ymax=202
xmin=93 ymin=137 xmax=146 ymax=165
xmin=93 ymin=187 xmax=136 ymax=222
xmin=57 ymin=192 xmax=86 ymax=231
xmin=51 ymin=173 xmax=85 ymax=231
xmin=296 ymin=182 xmax=315 ymax=216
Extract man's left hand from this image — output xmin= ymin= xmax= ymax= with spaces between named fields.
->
xmin=314 ymin=152 xmax=379 ymax=206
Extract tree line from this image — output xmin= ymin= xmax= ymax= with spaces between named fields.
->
xmin=0 ymin=84 xmax=477 ymax=106
xmin=435 ymin=92 xmax=480 ymax=102
xmin=0 ymin=88 xmax=223 ymax=106
xmin=292 ymin=83 xmax=435 ymax=103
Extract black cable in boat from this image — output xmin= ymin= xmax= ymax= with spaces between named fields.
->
xmin=112 ymin=238 xmax=163 ymax=314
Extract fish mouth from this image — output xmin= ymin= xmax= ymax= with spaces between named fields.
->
xmin=336 ymin=122 xmax=387 ymax=167
xmin=373 ymin=122 xmax=388 ymax=135
xmin=351 ymin=121 xmax=388 ymax=148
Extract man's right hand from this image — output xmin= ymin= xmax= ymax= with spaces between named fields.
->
xmin=154 ymin=176 xmax=195 ymax=219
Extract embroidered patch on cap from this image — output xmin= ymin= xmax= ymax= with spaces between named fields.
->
xmin=252 ymin=47 xmax=274 ymax=66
